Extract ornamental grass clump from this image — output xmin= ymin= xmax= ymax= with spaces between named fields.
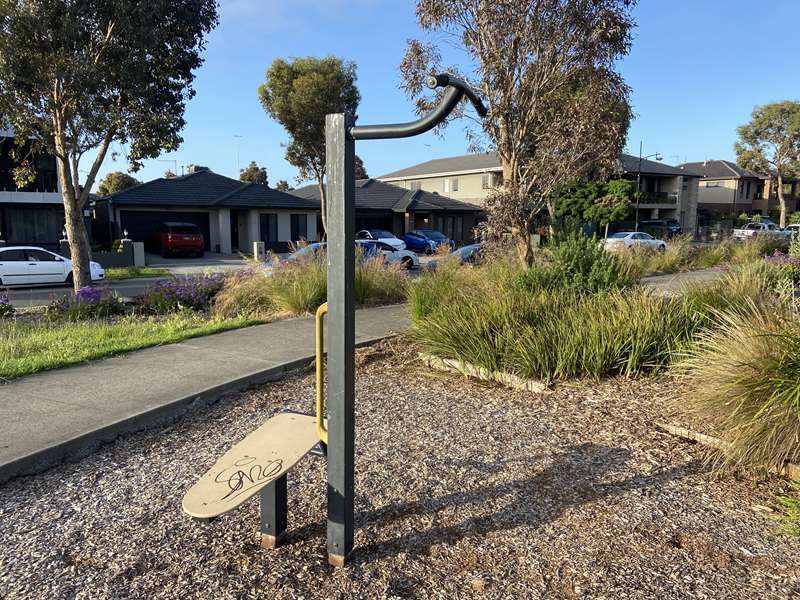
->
xmin=679 ymin=304 xmax=800 ymax=472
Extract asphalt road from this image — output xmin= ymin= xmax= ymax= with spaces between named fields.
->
xmin=3 ymin=277 xmax=167 ymax=308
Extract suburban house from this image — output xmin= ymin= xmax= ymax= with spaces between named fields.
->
xmin=0 ymin=127 xmax=63 ymax=250
xmin=379 ymin=151 xmax=700 ymax=233
xmin=291 ymin=178 xmax=483 ymax=244
xmin=759 ymin=177 xmax=799 ymax=216
xmin=378 ymin=152 xmax=501 ymax=206
xmin=678 ymin=160 xmax=768 ymax=218
xmin=94 ymin=166 xmax=319 ymax=254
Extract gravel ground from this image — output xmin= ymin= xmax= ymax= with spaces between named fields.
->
xmin=2 ymin=340 xmax=799 ymax=599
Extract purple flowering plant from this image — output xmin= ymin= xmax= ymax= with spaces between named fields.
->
xmin=48 ymin=285 xmax=124 ymax=320
xmin=764 ymin=250 xmax=800 ymax=283
xmin=139 ymin=273 xmax=225 ymax=314
xmin=0 ymin=291 xmax=14 ymax=318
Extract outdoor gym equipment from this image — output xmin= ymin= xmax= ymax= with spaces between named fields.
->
xmin=182 ymin=73 xmax=486 ymax=567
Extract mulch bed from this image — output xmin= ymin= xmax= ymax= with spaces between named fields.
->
xmin=1 ymin=340 xmax=799 ymax=599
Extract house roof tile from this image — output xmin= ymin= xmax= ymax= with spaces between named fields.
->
xmin=291 ymin=179 xmax=480 ymax=213
xmin=379 ymin=151 xmax=700 ymax=179
xmin=101 ymin=170 xmax=318 ymax=210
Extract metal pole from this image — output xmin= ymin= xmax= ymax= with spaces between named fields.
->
xmin=636 ymin=141 xmax=642 ymax=232
xmin=324 ymin=113 xmax=355 ymax=567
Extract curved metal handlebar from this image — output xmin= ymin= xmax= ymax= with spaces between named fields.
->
xmin=349 ymin=72 xmax=487 ymax=141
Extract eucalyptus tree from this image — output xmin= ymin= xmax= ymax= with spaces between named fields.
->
xmin=258 ymin=56 xmax=360 ymax=235
xmin=401 ymin=0 xmax=635 ymax=264
xmin=735 ymin=101 xmax=800 ymax=228
xmin=0 ymin=0 xmax=218 ymax=288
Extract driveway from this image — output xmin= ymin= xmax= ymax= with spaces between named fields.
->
xmin=145 ymin=252 xmax=252 ymax=275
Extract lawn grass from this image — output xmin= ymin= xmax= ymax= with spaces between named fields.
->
xmin=104 ymin=266 xmax=171 ymax=281
xmin=0 ymin=313 xmax=259 ymax=380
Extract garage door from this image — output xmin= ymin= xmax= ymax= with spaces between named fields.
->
xmin=120 ymin=211 xmax=211 ymax=251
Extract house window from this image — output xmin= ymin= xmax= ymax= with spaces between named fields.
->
xmin=481 ymin=174 xmax=491 ymax=189
xmin=450 ymin=177 xmax=459 ymax=192
xmin=290 ymin=214 xmax=308 ymax=241
xmin=745 ymin=181 xmax=751 ymax=199
xmin=260 ymin=213 xmax=278 ymax=243
xmin=409 ymin=181 xmax=421 ymax=191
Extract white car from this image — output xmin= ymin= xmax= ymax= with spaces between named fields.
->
xmin=356 ymin=229 xmax=406 ymax=251
xmin=732 ymin=221 xmax=793 ymax=240
xmin=0 ymin=246 xmax=105 ymax=286
xmin=604 ymin=231 xmax=667 ymax=252
xmin=783 ymin=223 xmax=800 ymax=236
xmin=361 ymin=240 xmax=419 ymax=269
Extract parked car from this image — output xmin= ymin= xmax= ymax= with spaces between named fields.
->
xmin=640 ymin=218 xmax=682 ymax=236
xmin=154 ymin=222 xmax=205 ymax=258
xmin=402 ymin=229 xmax=454 ymax=254
xmin=278 ymin=241 xmax=418 ymax=270
xmin=427 ymin=243 xmax=483 ymax=270
xmin=783 ymin=223 xmax=800 ymax=237
xmin=358 ymin=240 xmax=419 ymax=269
xmin=732 ymin=221 xmax=792 ymax=241
xmin=0 ymin=246 xmax=104 ymax=287
xmin=356 ymin=229 xmax=406 ymax=251
xmin=603 ymin=231 xmax=667 ymax=252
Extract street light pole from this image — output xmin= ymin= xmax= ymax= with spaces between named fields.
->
xmin=634 ymin=141 xmax=662 ymax=232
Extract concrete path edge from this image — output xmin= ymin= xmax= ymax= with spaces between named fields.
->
xmin=0 ymin=334 xmax=394 ymax=484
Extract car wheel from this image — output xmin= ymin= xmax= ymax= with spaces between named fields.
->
xmin=401 ymin=256 xmax=413 ymax=270
xmin=196 ymin=250 xmax=204 ymax=258
xmin=658 ymin=244 xmax=666 ymax=253
xmin=161 ymin=248 xmax=170 ymax=258
xmin=424 ymin=246 xmax=433 ymax=255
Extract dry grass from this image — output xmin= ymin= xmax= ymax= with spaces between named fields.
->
xmin=679 ymin=303 xmax=800 ymax=472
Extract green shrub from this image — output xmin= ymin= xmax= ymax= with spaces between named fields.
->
xmin=679 ymin=304 xmax=800 ymax=471
xmin=516 ymin=232 xmax=636 ymax=293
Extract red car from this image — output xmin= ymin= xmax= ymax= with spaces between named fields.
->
xmin=155 ymin=222 xmax=205 ymax=257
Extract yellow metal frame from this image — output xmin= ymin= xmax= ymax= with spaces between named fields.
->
xmin=315 ymin=302 xmax=328 ymax=444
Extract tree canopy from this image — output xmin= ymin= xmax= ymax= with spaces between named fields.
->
xmin=258 ymin=56 xmax=360 ymax=233
xmin=401 ymin=0 xmax=634 ymax=264
xmin=97 ymin=171 xmax=140 ymax=196
xmin=0 ymin=0 xmax=218 ymax=288
xmin=239 ymin=161 xmax=268 ymax=185
xmin=354 ymin=155 xmax=368 ymax=180
xmin=735 ymin=101 xmax=800 ymax=228
xmin=275 ymin=179 xmax=293 ymax=192
xmin=556 ymin=178 xmax=634 ymax=235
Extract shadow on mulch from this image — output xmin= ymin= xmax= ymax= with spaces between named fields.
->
xmin=284 ymin=442 xmax=705 ymax=564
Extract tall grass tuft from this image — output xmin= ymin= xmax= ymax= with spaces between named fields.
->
xmin=679 ymin=304 xmax=800 ymax=471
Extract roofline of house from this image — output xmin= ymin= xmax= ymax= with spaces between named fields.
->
xmin=379 ymin=165 xmax=502 ymax=181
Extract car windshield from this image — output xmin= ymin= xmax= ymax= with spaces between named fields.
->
xmin=457 ymin=244 xmax=480 ymax=256
xmin=419 ymin=229 xmax=446 ymax=240
xmin=609 ymin=232 xmax=629 ymax=239
xmin=369 ymin=230 xmax=394 ymax=238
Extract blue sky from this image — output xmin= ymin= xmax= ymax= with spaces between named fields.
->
xmin=95 ymin=0 xmax=800 ymax=186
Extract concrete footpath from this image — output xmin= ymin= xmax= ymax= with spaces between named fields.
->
xmin=0 ymin=304 xmax=409 ymax=483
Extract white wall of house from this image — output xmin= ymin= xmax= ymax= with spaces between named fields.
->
xmin=382 ymin=169 xmax=501 ymax=206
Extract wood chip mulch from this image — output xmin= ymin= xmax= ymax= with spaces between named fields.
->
xmin=1 ymin=339 xmax=799 ymax=599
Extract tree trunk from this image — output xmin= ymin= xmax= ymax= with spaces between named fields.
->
xmin=53 ymin=133 xmax=92 ymax=291
xmin=777 ymin=171 xmax=786 ymax=229
xmin=317 ymin=179 xmax=327 ymax=240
